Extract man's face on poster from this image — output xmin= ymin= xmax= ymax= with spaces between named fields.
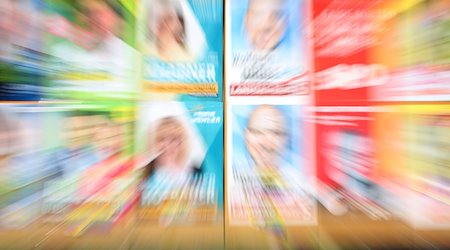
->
xmin=245 ymin=105 xmax=287 ymax=168
xmin=79 ymin=0 xmax=120 ymax=42
xmin=244 ymin=0 xmax=288 ymax=51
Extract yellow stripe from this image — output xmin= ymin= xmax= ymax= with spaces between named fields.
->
xmin=144 ymin=82 xmax=218 ymax=94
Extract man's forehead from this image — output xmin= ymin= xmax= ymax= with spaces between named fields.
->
xmin=248 ymin=108 xmax=286 ymax=129
xmin=251 ymin=106 xmax=283 ymax=117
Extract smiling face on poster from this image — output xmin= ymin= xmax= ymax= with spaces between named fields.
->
xmin=136 ymin=102 xmax=205 ymax=179
xmin=145 ymin=0 xmax=194 ymax=62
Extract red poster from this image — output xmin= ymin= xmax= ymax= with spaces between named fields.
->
xmin=313 ymin=0 xmax=390 ymax=105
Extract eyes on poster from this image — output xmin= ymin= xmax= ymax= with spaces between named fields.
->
xmin=139 ymin=0 xmax=223 ymax=100
xmin=227 ymin=104 xmax=316 ymax=226
xmin=227 ymin=0 xmax=309 ymax=97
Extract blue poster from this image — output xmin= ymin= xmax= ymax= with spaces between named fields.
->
xmin=140 ymin=0 xmax=223 ymax=100
xmin=136 ymin=101 xmax=223 ymax=225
